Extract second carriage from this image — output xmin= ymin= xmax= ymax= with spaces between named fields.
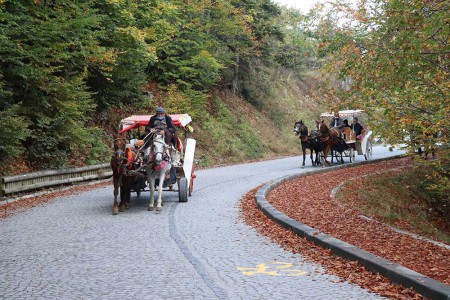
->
xmin=119 ymin=113 xmax=196 ymax=202
xmin=320 ymin=109 xmax=374 ymax=163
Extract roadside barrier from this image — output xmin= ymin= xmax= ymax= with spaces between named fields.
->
xmin=0 ymin=164 xmax=112 ymax=198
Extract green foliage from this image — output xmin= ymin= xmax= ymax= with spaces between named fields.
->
xmin=83 ymin=127 xmax=111 ymax=165
xmin=87 ymin=0 xmax=163 ymax=110
xmin=311 ymin=0 xmax=449 ymax=199
xmin=0 ymin=0 xmax=106 ymax=168
xmin=0 ymin=0 xmax=320 ymax=172
xmin=196 ymin=98 xmax=269 ymax=164
xmin=314 ymin=0 xmax=449 ymax=151
xmin=272 ymin=8 xmax=320 ymax=72
xmin=0 ymin=105 xmax=31 ymax=161
xmin=157 ymin=85 xmax=207 ymax=120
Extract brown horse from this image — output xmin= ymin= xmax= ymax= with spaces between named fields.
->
xmin=294 ymin=120 xmax=323 ymax=168
xmin=110 ymin=134 xmax=137 ymax=215
xmin=316 ymin=120 xmax=345 ymax=166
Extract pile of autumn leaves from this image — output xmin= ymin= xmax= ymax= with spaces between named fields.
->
xmin=241 ymin=158 xmax=449 ymax=299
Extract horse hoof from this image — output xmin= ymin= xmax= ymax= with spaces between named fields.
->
xmin=301 ymin=166 xmax=305 ymax=169
xmin=156 ymin=207 xmax=162 ymax=212
xmin=119 ymin=206 xmax=126 ymax=212
xmin=148 ymin=206 xmax=155 ymax=211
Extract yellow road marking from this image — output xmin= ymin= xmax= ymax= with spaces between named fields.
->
xmin=237 ymin=261 xmax=308 ymax=277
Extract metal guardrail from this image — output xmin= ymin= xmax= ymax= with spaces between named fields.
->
xmin=0 ymin=163 xmax=112 ymax=197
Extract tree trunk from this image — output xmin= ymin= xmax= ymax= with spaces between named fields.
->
xmin=232 ymin=54 xmax=240 ymax=95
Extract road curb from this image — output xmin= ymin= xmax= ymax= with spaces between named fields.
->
xmin=255 ymin=155 xmax=450 ymax=300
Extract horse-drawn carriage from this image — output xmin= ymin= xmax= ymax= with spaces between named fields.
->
xmin=320 ymin=110 xmax=373 ymax=163
xmin=294 ymin=109 xmax=373 ymax=168
xmin=111 ymin=113 xmax=196 ymax=214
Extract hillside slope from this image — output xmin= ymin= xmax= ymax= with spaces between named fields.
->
xmin=191 ymin=69 xmax=325 ymax=167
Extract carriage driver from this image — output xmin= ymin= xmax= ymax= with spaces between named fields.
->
xmin=329 ymin=111 xmax=345 ymax=130
xmin=145 ymin=106 xmax=177 ymax=150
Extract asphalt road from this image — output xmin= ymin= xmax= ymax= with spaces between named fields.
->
xmin=0 ymin=145 xmax=405 ymax=300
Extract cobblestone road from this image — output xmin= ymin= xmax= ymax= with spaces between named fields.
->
xmin=0 ymin=145 xmax=405 ymax=299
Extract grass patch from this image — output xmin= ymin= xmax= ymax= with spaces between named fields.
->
xmin=336 ymin=165 xmax=450 ymax=244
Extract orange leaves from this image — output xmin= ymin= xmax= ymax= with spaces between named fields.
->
xmin=240 ymin=157 xmax=449 ymax=299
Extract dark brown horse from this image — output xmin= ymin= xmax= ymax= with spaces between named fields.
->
xmin=294 ymin=120 xmax=322 ymax=168
xmin=316 ymin=120 xmax=345 ymax=166
xmin=110 ymin=134 xmax=137 ymax=215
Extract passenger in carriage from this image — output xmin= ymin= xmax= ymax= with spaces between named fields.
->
xmin=342 ymin=119 xmax=351 ymax=139
xmin=351 ymin=117 xmax=363 ymax=140
xmin=329 ymin=112 xmax=345 ymax=130
xmin=343 ymin=119 xmax=351 ymax=128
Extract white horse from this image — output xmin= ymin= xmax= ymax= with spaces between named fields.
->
xmin=145 ymin=132 xmax=172 ymax=212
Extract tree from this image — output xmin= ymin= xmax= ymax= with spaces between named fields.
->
xmin=313 ymin=0 xmax=449 ymax=196
xmin=0 ymin=0 xmax=106 ymax=168
xmin=87 ymin=0 xmax=170 ymax=110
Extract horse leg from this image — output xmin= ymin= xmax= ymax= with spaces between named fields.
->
xmin=148 ymin=174 xmax=155 ymax=211
xmin=156 ymin=173 xmax=164 ymax=212
xmin=322 ymin=147 xmax=327 ymax=167
xmin=124 ymin=176 xmax=134 ymax=209
xmin=301 ymin=145 xmax=306 ymax=168
xmin=329 ymin=145 xmax=334 ymax=166
xmin=323 ymin=144 xmax=331 ymax=166
xmin=118 ymin=174 xmax=127 ymax=212
xmin=112 ymin=175 xmax=119 ymax=215
xmin=309 ymin=147 xmax=314 ymax=167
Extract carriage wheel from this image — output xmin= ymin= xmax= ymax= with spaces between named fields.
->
xmin=364 ymin=140 xmax=373 ymax=160
xmin=178 ymin=177 xmax=188 ymax=202
xmin=189 ymin=163 xmax=195 ymax=196
xmin=318 ymin=152 xmax=324 ymax=165
xmin=349 ymin=148 xmax=355 ymax=163
xmin=334 ymin=150 xmax=342 ymax=163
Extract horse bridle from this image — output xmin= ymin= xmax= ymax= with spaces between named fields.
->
xmin=295 ymin=122 xmax=309 ymax=141
xmin=151 ymin=133 xmax=169 ymax=164
xmin=113 ymin=137 xmax=128 ymax=164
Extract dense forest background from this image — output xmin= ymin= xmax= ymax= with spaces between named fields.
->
xmin=0 ymin=0 xmax=448 ymax=197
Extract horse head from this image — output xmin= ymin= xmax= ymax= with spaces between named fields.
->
xmin=112 ymin=134 xmax=127 ymax=165
xmin=294 ymin=120 xmax=304 ymax=135
xmin=150 ymin=132 xmax=169 ymax=165
xmin=294 ymin=120 xmax=310 ymax=142
xmin=316 ymin=120 xmax=329 ymax=135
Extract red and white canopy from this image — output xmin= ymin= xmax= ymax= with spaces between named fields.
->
xmin=118 ymin=114 xmax=192 ymax=134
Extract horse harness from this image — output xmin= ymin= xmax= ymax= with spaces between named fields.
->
xmin=299 ymin=124 xmax=310 ymax=142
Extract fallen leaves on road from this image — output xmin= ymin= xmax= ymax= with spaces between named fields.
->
xmin=239 ymin=157 xmax=450 ymax=299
